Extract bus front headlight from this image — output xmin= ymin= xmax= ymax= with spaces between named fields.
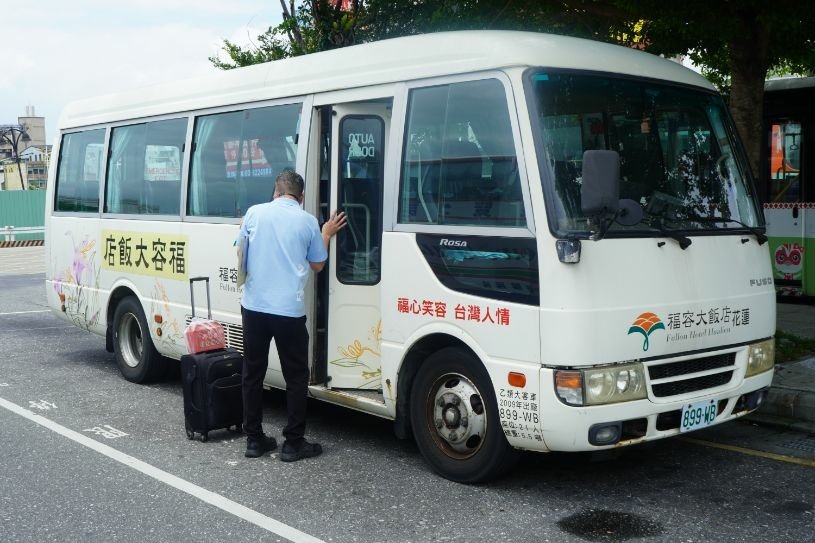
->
xmin=555 ymin=363 xmax=647 ymax=406
xmin=746 ymin=338 xmax=775 ymax=377
xmin=584 ymin=363 xmax=647 ymax=405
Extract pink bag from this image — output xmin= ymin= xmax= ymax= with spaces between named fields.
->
xmin=184 ymin=277 xmax=226 ymax=354
xmin=184 ymin=318 xmax=225 ymax=354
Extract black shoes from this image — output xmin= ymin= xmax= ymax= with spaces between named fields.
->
xmin=280 ymin=440 xmax=322 ymax=462
xmin=245 ymin=434 xmax=278 ymax=458
xmin=245 ymin=435 xmax=321 ymax=461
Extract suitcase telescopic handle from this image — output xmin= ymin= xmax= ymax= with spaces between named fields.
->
xmin=189 ymin=277 xmax=212 ymax=320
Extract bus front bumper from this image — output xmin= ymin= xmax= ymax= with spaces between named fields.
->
xmin=534 ymin=368 xmax=774 ymax=452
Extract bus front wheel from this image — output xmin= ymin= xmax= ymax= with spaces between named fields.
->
xmin=409 ymin=347 xmax=520 ymax=483
xmin=112 ymin=296 xmax=164 ymax=383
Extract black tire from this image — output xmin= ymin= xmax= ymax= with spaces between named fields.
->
xmin=112 ymin=296 xmax=166 ymax=383
xmin=409 ymin=347 xmax=520 ymax=483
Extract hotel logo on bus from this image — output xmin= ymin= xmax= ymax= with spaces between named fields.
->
xmin=629 ymin=306 xmax=753 ymax=351
xmin=102 ymin=230 xmax=188 ymax=280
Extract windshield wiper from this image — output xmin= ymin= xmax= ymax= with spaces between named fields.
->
xmin=645 ymin=219 xmax=692 ymax=250
xmin=686 ymin=217 xmax=768 ymax=245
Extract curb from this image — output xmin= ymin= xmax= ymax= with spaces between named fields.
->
xmin=757 ymin=383 xmax=815 ymax=425
xmin=743 ymin=412 xmax=815 ymax=434
xmin=0 ymin=240 xmax=44 ymax=248
xmin=751 ymin=356 xmax=815 ymax=430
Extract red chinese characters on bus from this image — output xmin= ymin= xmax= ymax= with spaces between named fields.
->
xmin=396 ymin=298 xmax=510 ymax=326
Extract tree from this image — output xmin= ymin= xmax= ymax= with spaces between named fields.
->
xmin=209 ymin=0 xmax=364 ymax=69
xmin=610 ymin=1 xmax=815 ymax=178
xmin=211 ymin=1 xmax=815 ymax=178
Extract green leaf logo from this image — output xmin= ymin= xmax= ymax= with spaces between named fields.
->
xmin=628 ymin=312 xmax=665 ymax=351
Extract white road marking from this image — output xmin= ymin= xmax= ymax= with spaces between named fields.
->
xmin=0 ymin=310 xmax=51 ymax=316
xmin=1 ymin=326 xmax=70 ymax=332
xmin=0 ymin=396 xmax=326 ymax=543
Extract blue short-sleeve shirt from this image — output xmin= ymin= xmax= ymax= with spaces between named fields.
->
xmin=238 ymin=198 xmax=326 ymax=317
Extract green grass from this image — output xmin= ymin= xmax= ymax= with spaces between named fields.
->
xmin=775 ymin=330 xmax=815 ymax=363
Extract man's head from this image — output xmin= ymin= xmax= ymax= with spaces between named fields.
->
xmin=274 ymin=169 xmax=304 ymax=201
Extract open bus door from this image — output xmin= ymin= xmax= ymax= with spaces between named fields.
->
xmin=319 ymin=101 xmax=390 ymax=390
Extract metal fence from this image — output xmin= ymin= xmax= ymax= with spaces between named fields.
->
xmin=0 ymin=190 xmax=46 ymax=241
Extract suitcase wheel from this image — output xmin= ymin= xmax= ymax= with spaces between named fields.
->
xmin=228 ymin=425 xmax=241 ymax=433
xmin=200 ymin=432 xmax=208 ymax=443
xmin=186 ymin=428 xmax=195 ymax=440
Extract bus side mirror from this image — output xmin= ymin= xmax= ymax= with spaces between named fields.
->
xmin=581 ymin=150 xmax=620 ymax=219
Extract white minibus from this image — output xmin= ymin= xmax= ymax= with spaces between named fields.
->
xmin=46 ymin=30 xmax=775 ymax=482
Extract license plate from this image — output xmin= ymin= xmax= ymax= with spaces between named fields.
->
xmin=680 ymin=399 xmax=717 ymax=433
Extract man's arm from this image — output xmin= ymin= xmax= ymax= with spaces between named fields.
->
xmin=309 ymin=210 xmax=347 ymax=272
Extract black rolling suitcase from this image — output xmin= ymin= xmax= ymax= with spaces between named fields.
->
xmin=181 ymin=278 xmax=243 ymax=442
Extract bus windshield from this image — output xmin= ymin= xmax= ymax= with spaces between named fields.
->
xmin=529 ymin=71 xmax=763 ymax=237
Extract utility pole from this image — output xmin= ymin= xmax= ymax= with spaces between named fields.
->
xmin=0 ymin=124 xmax=31 ymax=190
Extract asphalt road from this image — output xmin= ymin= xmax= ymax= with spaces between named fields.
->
xmin=1 ymin=269 xmax=814 ymax=542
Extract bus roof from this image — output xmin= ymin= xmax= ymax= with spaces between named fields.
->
xmin=59 ymin=30 xmax=715 ymax=130
xmin=765 ymin=76 xmax=815 ymax=93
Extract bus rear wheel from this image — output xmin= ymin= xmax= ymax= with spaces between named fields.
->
xmin=112 ymin=296 xmax=165 ymax=383
xmin=409 ymin=347 xmax=520 ymax=483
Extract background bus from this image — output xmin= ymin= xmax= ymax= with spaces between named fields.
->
xmin=762 ymin=76 xmax=815 ymax=298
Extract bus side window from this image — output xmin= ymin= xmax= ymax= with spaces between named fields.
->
xmin=106 ymin=118 xmax=186 ymax=215
xmin=399 ymin=78 xmax=525 ymax=228
xmin=768 ymin=120 xmax=803 ymax=203
xmin=54 ymin=129 xmax=105 ymax=213
xmin=188 ymin=103 xmax=302 ymax=219
xmin=336 ymin=115 xmax=384 ymax=284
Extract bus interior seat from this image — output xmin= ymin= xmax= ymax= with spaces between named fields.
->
xmin=405 ymin=134 xmax=442 ymax=224
xmin=490 ymin=157 xmax=523 ymax=225
xmin=441 ymin=140 xmax=482 ymax=196
xmin=440 ymin=139 xmax=482 ymax=223
xmin=418 ymin=161 xmax=440 ymax=223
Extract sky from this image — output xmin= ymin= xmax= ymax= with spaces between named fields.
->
xmin=1 ymin=0 xmax=283 ymax=144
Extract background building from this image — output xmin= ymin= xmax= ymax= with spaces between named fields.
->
xmin=1 ymin=106 xmax=49 ymax=190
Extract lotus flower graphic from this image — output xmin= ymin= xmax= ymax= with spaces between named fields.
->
xmin=628 ymin=312 xmax=665 ymax=351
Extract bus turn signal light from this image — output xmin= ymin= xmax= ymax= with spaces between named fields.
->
xmin=556 ymin=371 xmax=582 ymax=389
xmin=555 ymin=370 xmax=584 ymax=405
xmin=154 ymin=314 xmax=163 ymax=324
xmin=508 ymin=372 xmax=526 ymax=388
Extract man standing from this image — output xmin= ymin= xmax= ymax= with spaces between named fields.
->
xmin=239 ymin=169 xmax=346 ymax=461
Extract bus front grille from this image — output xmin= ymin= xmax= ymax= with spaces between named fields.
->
xmin=651 ymin=371 xmax=734 ymax=397
xmin=647 ymin=353 xmax=737 ymax=398
xmin=648 ymin=353 xmax=735 ymax=379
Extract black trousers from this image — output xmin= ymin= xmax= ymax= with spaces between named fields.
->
xmin=241 ymin=307 xmax=309 ymax=446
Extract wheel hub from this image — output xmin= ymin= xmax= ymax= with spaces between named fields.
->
xmin=430 ymin=374 xmax=487 ymax=457
xmin=119 ymin=313 xmax=144 ymax=369
xmin=442 ymin=403 xmax=461 ymax=427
